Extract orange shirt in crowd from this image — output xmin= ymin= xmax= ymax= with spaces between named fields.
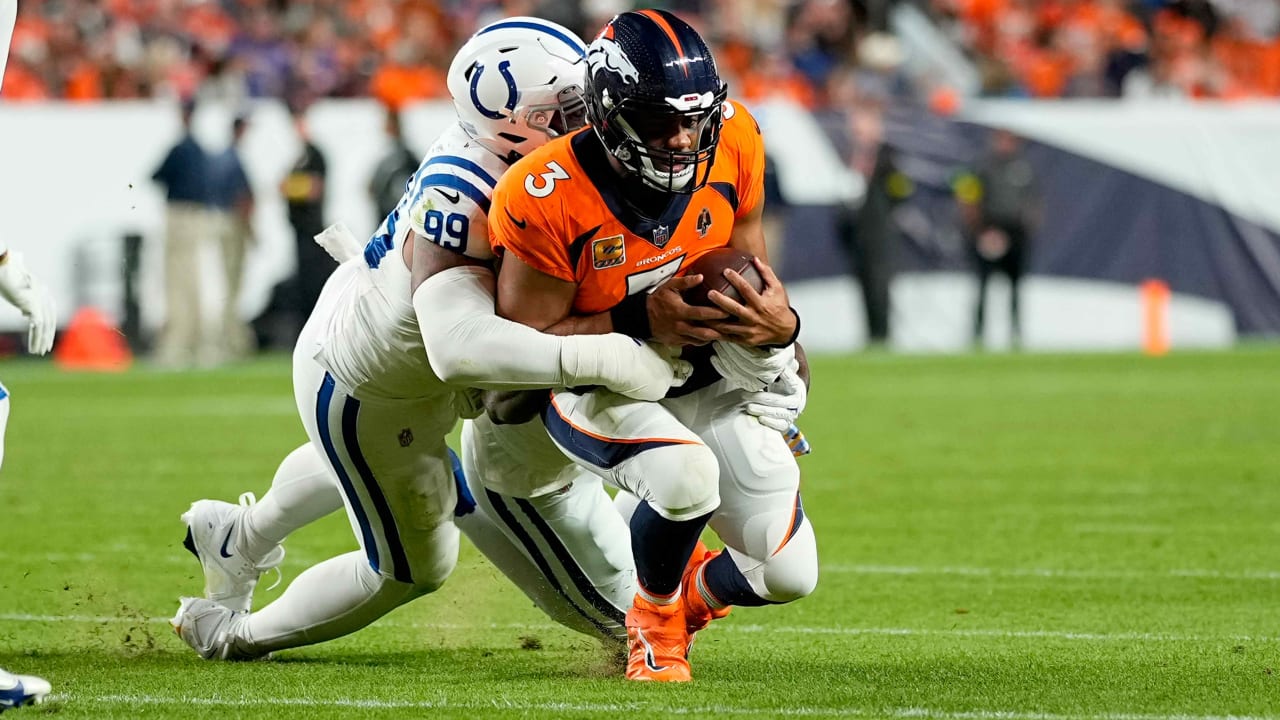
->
xmin=0 ymin=64 xmax=49 ymax=100
xmin=369 ymin=64 xmax=446 ymax=110
xmin=64 ymin=61 xmax=104 ymax=102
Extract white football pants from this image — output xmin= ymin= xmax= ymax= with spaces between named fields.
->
xmin=458 ymin=414 xmax=634 ymax=644
xmin=545 ymin=381 xmax=819 ymax=605
xmin=226 ymin=287 xmax=460 ymax=656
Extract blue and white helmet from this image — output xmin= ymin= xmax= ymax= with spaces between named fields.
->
xmin=447 ymin=17 xmax=589 ymax=164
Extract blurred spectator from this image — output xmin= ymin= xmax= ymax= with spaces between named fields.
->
xmin=368 ymin=4 xmax=450 ymax=109
xmin=151 ymin=100 xmax=214 ymax=368
xmin=787 ymin=0 xmax=858 ymax=95
xmin=279 ymin=102 xmax=331 ymax=325
xmin=760 ymin=153 xmax=789 ymax=275
xmin=843 ymin=140 xmax=905 ymax=347
xmin=821 ymin=66 xmax=908 ymax=347
xmin=368 ymin=107 xmax=419 ymax=224
xmin=229 ymin=8 xmax=291 ymax=99
xmin=953 ymin=129 xmax=1039 ymax=349
xmin=208 ymin=113 xmax=256 ymax=361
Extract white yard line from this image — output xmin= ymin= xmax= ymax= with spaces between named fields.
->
xmin=4 ymin=614 xmax=1274 ymax=644
xmin=60 ymin=694 xmax=1279 ymax=720
xmin=825 ymin=565 xmax=1280 ymax=582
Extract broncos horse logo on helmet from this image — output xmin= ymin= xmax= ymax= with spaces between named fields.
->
xmin=587 ymin=35 xmax=640 ymax=86
xmin=584 ymin=9 xmax=729 ymax=193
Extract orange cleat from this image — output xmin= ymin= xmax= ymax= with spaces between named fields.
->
xmin=682 ymin=545 xmax=732 ymax=636
xmin=625 ymin=594 xmax=692 ymax=682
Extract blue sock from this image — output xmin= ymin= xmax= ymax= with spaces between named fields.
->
xmin=702 ymin=551 xmax=775 ymax=607
xmin=629 ymin=501 xmax=710 ymax=601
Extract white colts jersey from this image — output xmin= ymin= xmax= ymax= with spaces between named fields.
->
xmin=313 ymin=123 xmax=508 ymax=401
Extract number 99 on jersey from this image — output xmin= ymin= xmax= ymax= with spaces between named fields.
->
xmin=421 ymin=209 xmax=469 ymax=251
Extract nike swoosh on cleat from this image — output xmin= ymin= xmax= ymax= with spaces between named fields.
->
xmin=504 ymin=208 xmax=528 ymax=230
xmin=219 ymin=527 xmax=235 ymax=559
xmin=434 ymin=188 xmax=461 ymax=203
xmin=637 ymin=629 xmax=669 ymax=672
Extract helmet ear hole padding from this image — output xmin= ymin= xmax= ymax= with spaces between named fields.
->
xmin=447 ymin=18 xmax=589 ymax=163
xmin=583 ymin=9 xmax=728 ymax=194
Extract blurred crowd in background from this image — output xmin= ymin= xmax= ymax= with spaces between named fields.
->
xmin=2 ymin=0 xmax=1277 ymax=107
xmin=4 ymin=0 xmax=1272 ymax=362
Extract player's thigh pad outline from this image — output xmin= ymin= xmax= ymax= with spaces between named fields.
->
xmin=543 ymin=389 xmax=720 ymax=522
xmin=668 ymin=385 xmax=818 ymax=603
xmin=299 ymin=365 xmax=459 ymax=589
xmin=461 ymin=413 xmax=581 ymax=499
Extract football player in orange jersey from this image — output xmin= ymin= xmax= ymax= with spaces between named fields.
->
xmin=487 ymin=9 xmax=815 ymax=682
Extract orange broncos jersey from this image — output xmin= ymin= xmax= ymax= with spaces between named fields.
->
xmin=490 ymin=99 xmax=765 ymax=315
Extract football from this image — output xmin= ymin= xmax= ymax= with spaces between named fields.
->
xmin=682 ymin=247 xmax=765 ymax=308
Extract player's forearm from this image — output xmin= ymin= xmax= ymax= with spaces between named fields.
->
xmin=415 ymin=266 xmax=644 ymax=392
xmin=416 ymin=266 xmax=568 ymax=389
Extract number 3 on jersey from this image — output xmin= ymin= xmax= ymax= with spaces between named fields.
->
xmin=525 ymin=161 xmax=569 ymax=198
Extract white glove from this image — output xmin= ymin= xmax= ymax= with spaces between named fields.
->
xmin=0 ymin=252 xmax=57 ymax=355
xmin=710 ymin=341 xmax=794 ymax=392
xmin=561 ymin=334 xmax=692 ymax=402
xmin=745 ymin=359 xmax=807 ymax=432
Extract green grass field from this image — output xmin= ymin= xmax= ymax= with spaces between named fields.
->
xmin=0 ymin=349 xmax=1277 ymax=719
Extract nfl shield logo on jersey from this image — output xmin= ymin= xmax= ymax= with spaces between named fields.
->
xmin=592 ymin=235 xmax=626 ymax=269
xmin=651 ymin=225 xmax=670 ymax=249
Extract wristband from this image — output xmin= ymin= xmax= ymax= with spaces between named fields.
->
xmin=762 ymin=307 xmax=801 ymax=349
xmin=609 ymin=291 xmax=652 ymax=339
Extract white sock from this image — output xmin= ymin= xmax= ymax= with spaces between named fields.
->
xmin=231 ymin=551 xmax=423 ymax=655
xmin=241 ymin=443 xmax=342 ymax=557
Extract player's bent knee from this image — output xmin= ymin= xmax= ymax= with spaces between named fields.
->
xmin=756 ymin=520 xmax=818 ymax=603
xmin=364 ymin=562 xmax=453 ymax=600
xmin=379 ymin=525 xmax=459 ymax=594
xmin=631 ymin=443 xmax=720 ymax=521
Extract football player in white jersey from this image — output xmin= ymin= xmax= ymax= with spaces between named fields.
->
xmin=0 ymin=240 xmax=55 ymax=469
xmin=1 ymin=0 xmax=56 ymax=706
xmin=170 ymin=18 xmax=689 ymax=659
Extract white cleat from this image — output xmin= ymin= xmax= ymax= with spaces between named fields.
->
xmin=170 ymin=597 xmax=260 ymax=661
xmin=0 ymin=668 xmax=51 ymax=711
xmin=181 ymin=493 xmax=284 ymax=613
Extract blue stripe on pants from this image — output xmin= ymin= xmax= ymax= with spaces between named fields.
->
xmin=340 ymin=394 xmax=414 ymax=584
xmin=316 ymin=373 xmax=381 ymax=575
xmin=514 ymin=497 xmax=627 ymax=628
xmin=485 ymin=489 xmax=615 ymax=638
xmin=449 ymin=447 xmax=476 ymax=517
xmin=541 ymin=402 xmax=683 ymax=470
